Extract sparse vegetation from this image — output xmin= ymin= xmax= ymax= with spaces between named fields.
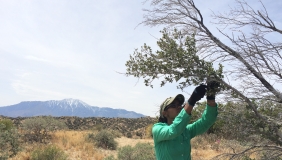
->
xmin=0 ymin=119 xmax=14 ymax=131
xmin=30 ymin=145 xmax=68 ymax=160
xmin=117 ymin=145 xmax=135 ymax=160
xmin=123 ymin=142 xmax=155 ymax=160
xmin=108 ymin=129 xmax=122 ymax=138
xmin=2 ymin=114 xmax=281 ymax=159
xmin=104 ymin=155 xmax=116 ymax=160
xmin=103 ymin=142 xmax=155 ymax=160
xmin=0 ymin=119 xmax=20 ymax=160
xmin=22 ymin=116 xmax=67 ymax=143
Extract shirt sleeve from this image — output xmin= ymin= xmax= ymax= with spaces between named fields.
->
xmin=186 ymin=104 xmax=218 ymax=139
xmin=152 ymin=108 xmax=191 ymax=143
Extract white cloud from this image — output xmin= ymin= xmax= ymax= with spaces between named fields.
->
xmin=25 ymin=55 xmax=49 ymax=63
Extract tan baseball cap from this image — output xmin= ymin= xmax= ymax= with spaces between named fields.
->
xmin=159 ymin=94 xmax=185 ymax=117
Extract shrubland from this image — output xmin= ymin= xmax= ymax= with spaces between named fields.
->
xmin=1 ymin=104 xmax=281 ymax=160
xmin=0 ymin=119 xmax=20 ymax=159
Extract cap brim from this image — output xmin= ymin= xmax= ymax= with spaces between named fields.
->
xmin=164 ymin=94 xmax=185 ymax=108
xmin=160 ymin=94 xmax=185 ymax=118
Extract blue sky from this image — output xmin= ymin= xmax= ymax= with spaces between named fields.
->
xmin=1 ymin=0 xmax=281 ymax=117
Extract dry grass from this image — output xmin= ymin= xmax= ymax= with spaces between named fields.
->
xmin=9 ymin=130 xmax=105 ymax=160
xmin=101 ymin=136 xmax=154 ymax=159
xmin=9 ymin=130 xmax=155 ymax=160
xmin=9 ymin=143 xmax=51 ymax=160
xmin=51 ymin=130 xmax=104 ymax=160
xmin=9 ymin=130 xmax=259 ymax=160
xmin=116 ymin=137 xmax=154 ymax=148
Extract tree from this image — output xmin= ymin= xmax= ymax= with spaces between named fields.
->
xmin=125 ymin=0 xmax=282 ymax=158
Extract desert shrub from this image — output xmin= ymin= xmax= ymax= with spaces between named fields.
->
xmin=0 ymin=119 xmax=14 ymax=131
xmin=86 ymin=129 xmax=121 ymax=143
xmin=117 ymin=143 xmax=155 ymax=160
xmin=0 ymin=120 xmax=20 ymax=160
xmin=103 ymin=155 xmax=116 ymax=160
xmin=108 ymin=129 xmax=122 ymax=138
xmin=31 ymin=145 xmax=68 ymax=160
xmin=94 ymin=130 xmax=117 ymax=150
xmin=117 ymin=145 xmax=134 ymax=160
xmin=135 ymin=131 xmax=143 ymax=138
xmin=241 ymin=156 xmax=255 ymax=160
xmin=86 ymin=132 xmax=96 ymax=142
xmin=145 ymin=124 xmax=154 ymax=138
xmin=133 ymin=143 xmax=155 ymax=160
xmin=259 ymin=151 xmax=282 ymax=160
xmin=95 ymin=124 xmax=103 ymax=131
xmin=126 ymin=132 xmax=132 ymax=138
xmin=192 ymin=102 xmax=276 ymax=143
xmin=22 ymin=116 xmax=67 ymax=143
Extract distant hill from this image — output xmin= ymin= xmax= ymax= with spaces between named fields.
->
xmin=0 ymin=99 xmax=145 ymax=118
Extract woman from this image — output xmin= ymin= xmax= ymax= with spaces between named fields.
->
xmin=152 ymin=82 xmax=219 ymax=160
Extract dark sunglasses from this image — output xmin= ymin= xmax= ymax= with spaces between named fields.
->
xmin=164 ymin=103 xmax=184 ymax=110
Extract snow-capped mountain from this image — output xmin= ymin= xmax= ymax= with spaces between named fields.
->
xmin=0 ymin=99 xmax=145 ymax=118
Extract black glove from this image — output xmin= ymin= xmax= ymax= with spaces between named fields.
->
xmin=188 ymin=84 xmax=207 ymax=106
xmin=206 ymin=80 xmax=220 ymax=100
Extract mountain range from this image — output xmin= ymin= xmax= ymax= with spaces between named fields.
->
xmin=0 ymin=99 xmax=145 ymax=118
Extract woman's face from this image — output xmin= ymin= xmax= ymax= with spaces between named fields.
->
xmin=163 ymin=100 xmax=183 ymax=119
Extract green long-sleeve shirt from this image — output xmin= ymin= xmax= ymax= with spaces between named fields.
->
xmin=152 ymin=105 xmax=218 ymax=160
